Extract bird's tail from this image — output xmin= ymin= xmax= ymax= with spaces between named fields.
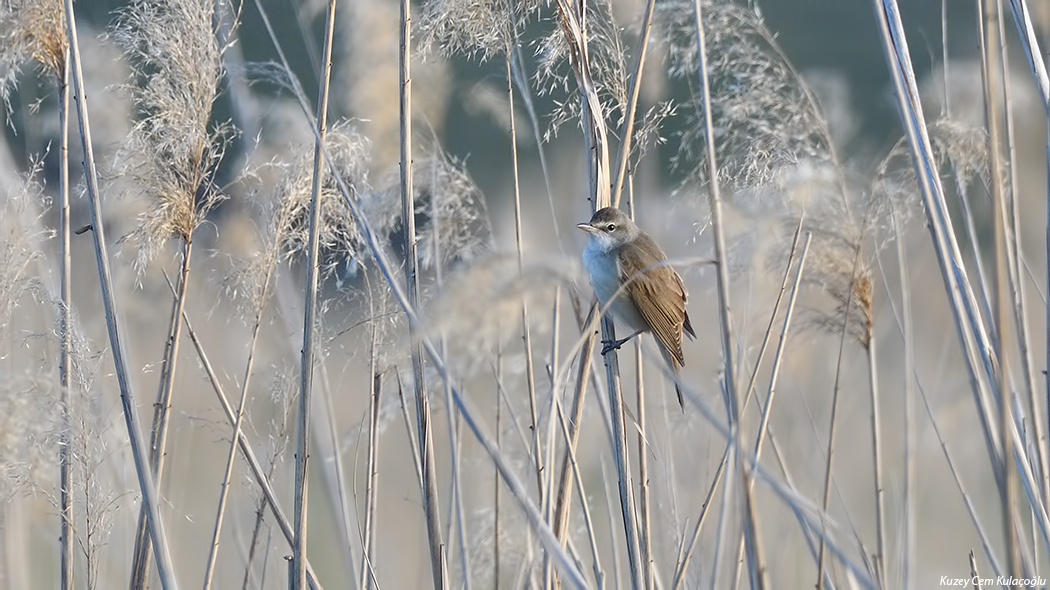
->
xmin=660 ymin=346 xmax=686 ymax=412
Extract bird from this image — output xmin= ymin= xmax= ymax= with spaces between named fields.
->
xmin=577 ymin=206 xmax=696 ymax=408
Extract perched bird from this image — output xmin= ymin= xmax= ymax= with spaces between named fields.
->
xmin=578 ymin=207 xmax=696 ymax=408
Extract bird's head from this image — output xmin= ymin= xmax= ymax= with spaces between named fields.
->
xmin=577 ymin=207 xmax=638 ymax=252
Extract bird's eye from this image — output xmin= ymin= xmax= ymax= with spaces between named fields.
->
xmin=605 ymin=223 xmax=616 ymax=232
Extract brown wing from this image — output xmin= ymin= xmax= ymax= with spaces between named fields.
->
xmin=618 ymin=234 xmax=690 ymax=367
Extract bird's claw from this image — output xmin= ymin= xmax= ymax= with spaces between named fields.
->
xmin=600 ymin=338 xmax=627 ymax=356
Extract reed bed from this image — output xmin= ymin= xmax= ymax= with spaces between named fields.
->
xmin=1 ymin=0 xmax=1049 ymax=588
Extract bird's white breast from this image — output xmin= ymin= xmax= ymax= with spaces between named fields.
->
xmin=583 ymin=238 xmax=647 ymax=334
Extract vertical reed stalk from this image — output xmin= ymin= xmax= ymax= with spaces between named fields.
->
xmin=634 ymin=340 xmax=653 ymax=590
xmin=430 ymin=167 xmax=470 ymax=589
xmin=691 ymin=0 xmax=737 ymax=460
xmin=599 ymin=315 xmax=643 ymax=587
xmin=551 ymin=304 xmax=598 ymax=551
xmin=400 ymin=0 xmax=446 ymax=586
xmin=62 ymin=2 xmax=178 ymax=587
xmin=691 ymin=1 xmax=760 ymax=587
xmin=554 ymin=2 xmax=641 ymax=582
xmin=997 ymin=2 xmax=1048 ymax=509
xmin=627 ymin=186 xmax=654 ymax=590
xmin=867 ymin=327 xmax=886 ymax=585
xmin=1003 ymin=10 xmax=1049 ymax=454
xmin=201 ymin=313 xmax=266 ymax=589
xmin=816 ymin=249 xmax=862 ymax=590
xmin=505 ymin=44 xmax=543 ymax=505
xmin=978 ymin=0 xmax=1020 ymax=582
xmin=57 ymin=44 xmax=73 ymax=590
xmin=317 ymin=363 xmax=359 ymax=584
xmin=294 ymin=1 xmax=338 ymax=587
xmin=731 ymin=227 xmax=807 ymax=587
xmin=553 ymin=400 xmax=606 ymax=586
xmin=894 ymin=210 xmax=917 ymax=590
xmin=609 ymin=0 xmax=657 ymax=209
xmin=168 ymin=276 xmax=325 ymax=589
xmin=494 ymin=336 xmax=503 ymax=590
xmin=873 ymin=0 xmax=1004 ymax=494
xmin=672 ymin=444 xmax=729 ymax=590
xmin=361 ymin=299 xmax=381 ymax=589
xmin=130 ymin=237 xmax=193 ymax=587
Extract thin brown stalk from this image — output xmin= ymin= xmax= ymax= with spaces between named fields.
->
xmin=57 ymin=43 xmax=73 ymax=590
xmin=542 ymin=287 xmax=563 ymax=590
xmin=672 ymin=444 xmax=730 ymax=590
xmin=241 ymin=483 xmax=272 ymax=590
xmin=317 ymin=362 xmax=360 ymax=584
xmin=892 ymin=209 xmax=918 ymax=590
xmin=503 ymin=29 xmax=546 ymax=586
xmin=997 ymin=2 xmax=1048 ymax=509
xmin=169 ymin=275 xmax=324 ymax=590
xmin=130 ymin=237 xmax=193 ymax=586
xmin=609 ymin=0 xmax=657 ymax=209
xmin=201 ymin=310 xmax=266 ymax=589
xmin=241 ymin=443 xmax=280 ymax=590
xmin=874 ymin=0 xmax=1004 ymax=495
xmin=626 ymin=186 xmax=654 ymax=590
xmin=816 ymin=246 xmax=863 ymax=590
xmin=431 ymin=171 xmax=470 ymax=590
xmin=505 ymin=44 xmax=543 ymax=508
xmin=494 ymin=336 xmax=503 ymax=590
xmin=552 ymin=304 xmax=598 ymax=546
xmin=293 ymin=2 xmax=338 ymax=586
xmin=401 ymin=0 xmax=446 ymax=585
xmin=599 ymin=313 xmax=644 ymax=587
xmin=867 ymin=324 xmax=886 ymax=587
xmin=634 ymin=339 xmax=653 ymax=590
xmin=553 ymin=393 xmax=605 ymax=586
xmin=62 ymin=2 xmax=178 ymax=587
xmin=360 ymin=298 xmax=381 ymax=590
xmin=733 ymin=230 xmax=810 ymax=587
xmin=922 ymin=389 xmax=1004 ymax=579
xmin=740 ymin=217 xmax=805 ymax=415
xmin=978 ymin=0 xmax=1020 ymax=582
xmin=691 ymin=1 xmax=760 ymax=587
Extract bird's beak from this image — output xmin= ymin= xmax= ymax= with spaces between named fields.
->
xmin=577 ymin=223 xmax=596 ymax=233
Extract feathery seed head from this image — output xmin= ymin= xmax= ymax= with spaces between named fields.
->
xmin=657 ymin=2 xmax=833 ymax=190
xmin=112 ymin=0 xmax=226 ymax=270
xmin=0 ymin=0 xmax=67 ymax=110
xmin=272 ymin=124 xmax=372 ymax=272
xmin=420 ymin=0 xmax=542 ymax=60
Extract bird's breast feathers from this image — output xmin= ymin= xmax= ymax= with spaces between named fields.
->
xmin=583 ymin=238 xmax=619 ymax=304
xmin=583 ymin=239 xmax=647 ymax=333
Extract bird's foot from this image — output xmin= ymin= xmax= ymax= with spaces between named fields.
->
xmin=600 ymin=338 xmax=631 ymax=356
